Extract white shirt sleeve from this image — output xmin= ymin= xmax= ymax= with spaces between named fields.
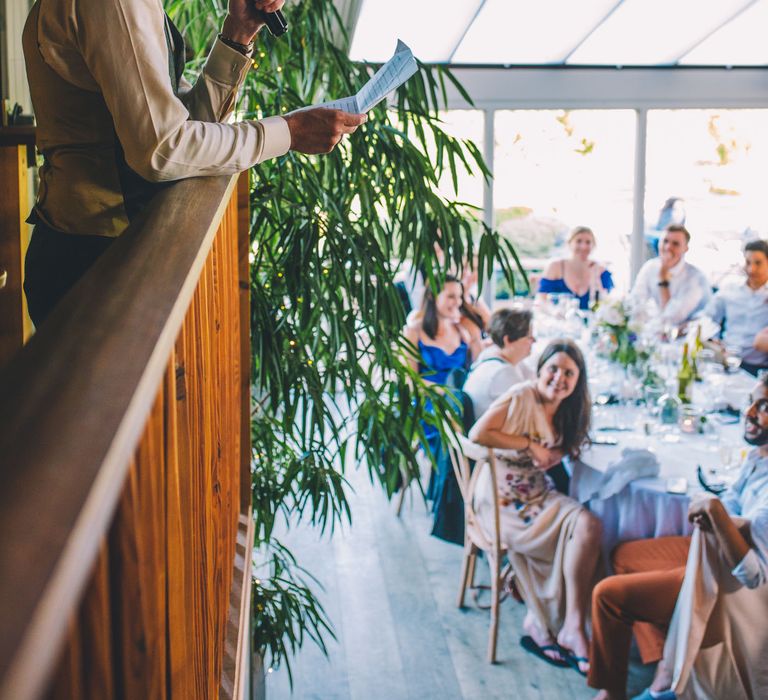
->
xmin=663 ymin=267 xmax=711 ymax=325
xmin=76 ymin=0 xmax=290 ymax=182
xmin=731 ymin=549 xmax=767 ymax=589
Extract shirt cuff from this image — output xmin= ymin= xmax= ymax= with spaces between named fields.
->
xmin=731 ymin=549 xmax=764 ymax=588
xmin=203 ymin=38 xmax=253 ymax=86
xmin=258 ymin=116 xmax=291 ymax=161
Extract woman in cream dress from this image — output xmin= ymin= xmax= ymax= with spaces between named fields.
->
xmin=469 ymin=339 xmax=602 ymax=673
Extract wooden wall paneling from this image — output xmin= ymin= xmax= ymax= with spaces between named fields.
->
xmin=164 ymin=354 xmax=197 ymax=700
xmin=212 ymin=221 xmax=229 ymax=694
xmin=0 ymin=144 xmax=30 ymax=366
xmin=107 ymin=385 xmax=168 ymax=700
xmin=77 ymin=545 xmax=115 ymax=700
xmin=199 ymin=247 xmax=220 ymax=700
xmin=43 ymin=617 xmax=82 ymax=700
xmin=173 ymin=280 xmax=215 ymax=699
xmin=217 ymin=194 xmax=239 ymax=655
xmin=236 ymin=172 xmax=251 ymax=515
xmin=41 ymin=541 xmax=114 ymax=700
xmin=209 ymin=227 xmax=227 ymax=686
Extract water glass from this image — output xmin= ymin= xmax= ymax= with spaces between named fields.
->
xmin=724 ymin=345 xmax=742 ymax=374
xmin=643 ymin=385 xmax=664 ymax=417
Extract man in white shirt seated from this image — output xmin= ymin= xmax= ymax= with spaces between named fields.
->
xmin=630 ymin=225 xmax=711 ymax=329
xmin=587 ymin=376 xmax=768 ymax=700
xmin=702 ymin=239 xmax=768 ymax=376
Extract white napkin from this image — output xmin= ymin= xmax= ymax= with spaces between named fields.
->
xmin=572 ymin=447 xmax=660 ymax=502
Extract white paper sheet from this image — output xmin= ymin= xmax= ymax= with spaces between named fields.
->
xmin=313 ymin=39 xmax=418 ymax=114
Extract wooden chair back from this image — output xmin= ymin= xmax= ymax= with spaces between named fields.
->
xmin=446 ymin=433 xmax=506 ymax=558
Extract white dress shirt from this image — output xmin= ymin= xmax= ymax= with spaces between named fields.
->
xmin=721 ymin=449 xmax=768 ymax=588
xmin=23 ymin=0 xmax=290 ymax=238
xmin=704 ymin=280 xmax=768 ymax=367
xmin=631 ymin=257 xmax=711 ymax=326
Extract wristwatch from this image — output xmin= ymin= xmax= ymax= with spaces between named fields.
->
xmin=218 ymin=33 xmax=254 ymax=55
xmin=658 ymin=280 xmax=670 ymax=288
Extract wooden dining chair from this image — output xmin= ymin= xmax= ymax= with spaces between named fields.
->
xmin=447 ymin=433 xmax=510 ymax=663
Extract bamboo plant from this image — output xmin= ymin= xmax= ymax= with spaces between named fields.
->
xmin=166 ymin=0 xmax=523 ymax=683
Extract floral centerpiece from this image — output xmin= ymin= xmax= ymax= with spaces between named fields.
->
xmin=595 ymin=297 xmax=642 ymax=367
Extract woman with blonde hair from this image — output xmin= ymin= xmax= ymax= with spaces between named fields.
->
xmin=538 ymin=226 xmax=614 ymax=310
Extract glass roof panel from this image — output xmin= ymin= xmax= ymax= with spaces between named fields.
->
xmin=348 ymin=0 xmax=482 ymax=63
xmin=452 ymin=0 xmax=618 ymax=64
xmin=568 ymin=0 xmax=754 ymax=65
xmin=348 ymin=0 xmax=768 ymax=67
xmin=680 ymin=1 xmax=768 ymax=65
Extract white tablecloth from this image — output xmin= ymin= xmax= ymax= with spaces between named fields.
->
xmin=567 ymin=370 xmax=754 ymax=558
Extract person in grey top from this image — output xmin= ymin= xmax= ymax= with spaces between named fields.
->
xmin=703 ymin=239 xmax=768 ymax=376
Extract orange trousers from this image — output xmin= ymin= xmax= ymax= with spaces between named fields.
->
xmin=587 ymin=535 xmax=691 ymax=693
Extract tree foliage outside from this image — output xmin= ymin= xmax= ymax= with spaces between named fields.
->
xmin=166 ymin=0 xmax=522 ymax=681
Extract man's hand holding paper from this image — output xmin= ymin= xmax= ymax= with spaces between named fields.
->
xmin=283 ymin=40 xmax=416 ymax=153
xmin=283 ymin=109 xmax=367 ymax=154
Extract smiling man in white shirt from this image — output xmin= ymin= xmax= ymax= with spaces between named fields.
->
xmin=703 ymin=239 xmax=768 ymax=376
xmin=630 ymin=225 xmax=711 ymax=329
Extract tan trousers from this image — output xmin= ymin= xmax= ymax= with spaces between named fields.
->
xmin=587 ymin=536 xmax=691 ymax=693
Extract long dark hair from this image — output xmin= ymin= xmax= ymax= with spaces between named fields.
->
xmin=536 ymin=339 xmax=591 ymax=458
xmin=460 ymin=301 xmax=485 ymax=333
xmin=420 ymin=275 xmax=463 ymax=339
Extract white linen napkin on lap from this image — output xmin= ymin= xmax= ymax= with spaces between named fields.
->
xmin=572 ymin=448 xmax=660 ymax=502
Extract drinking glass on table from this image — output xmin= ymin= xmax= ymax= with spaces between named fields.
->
xmin=643 ymin=384 xmax=664 ymax=417
xmin=716 ymin=444 xmax=746 ymax=486
xmin=724 ymin=345 xmax=742 ymax=374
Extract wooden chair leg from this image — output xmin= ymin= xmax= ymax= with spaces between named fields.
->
xmin=487 ymin=555 xmax=501 ymax=664
xmin=467 ymin=546 xmax=478 ymax=591
xmin=457 ymin=542 xmax=476 ymax=608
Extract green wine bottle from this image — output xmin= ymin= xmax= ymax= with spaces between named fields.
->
xmin=678 ymin=342 xmax=694 ymax=404
xmin=692 ymin=325 xmax=703 ymax=382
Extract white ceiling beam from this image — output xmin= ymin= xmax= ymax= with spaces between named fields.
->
xmin=442 ymin=67 xmax=768 ymax=110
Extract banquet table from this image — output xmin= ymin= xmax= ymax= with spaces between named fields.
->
xmin=568 ymin=367 xmax=756 ymax=557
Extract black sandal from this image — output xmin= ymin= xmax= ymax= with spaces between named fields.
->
xmin=519 ymin=635 xmax=569 ymax=668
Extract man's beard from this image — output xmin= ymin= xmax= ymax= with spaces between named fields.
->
xmin=744 ymin=417 xmax=768 ymax=445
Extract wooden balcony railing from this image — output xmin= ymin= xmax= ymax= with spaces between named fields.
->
xmin=0 ymin=171 xmax=254 ymax=699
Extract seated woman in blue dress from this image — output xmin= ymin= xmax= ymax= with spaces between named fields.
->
xmin=538 ymin=226 xmax=614 ymax=310
xmin=403 ymin=275 xmax=482 ymax=544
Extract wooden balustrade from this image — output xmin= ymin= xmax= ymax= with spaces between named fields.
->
xmin=0 ymin=171 xmax=254 ymax=699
